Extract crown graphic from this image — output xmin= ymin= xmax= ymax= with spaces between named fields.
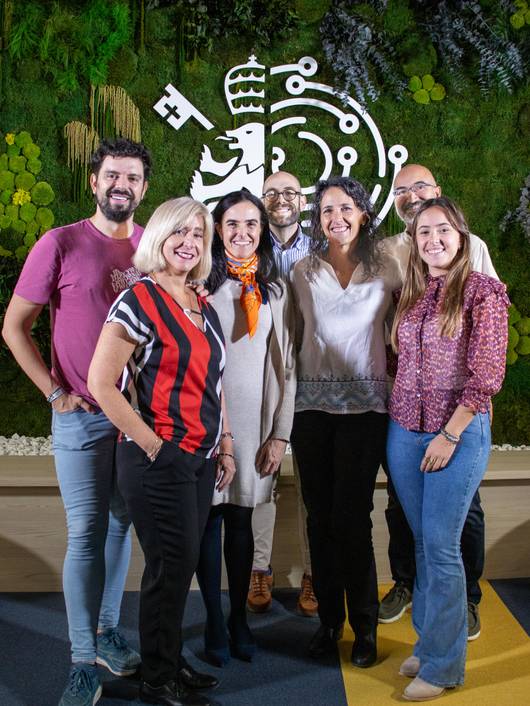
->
xmin=224 ymin=55 xmax=265 ymax=115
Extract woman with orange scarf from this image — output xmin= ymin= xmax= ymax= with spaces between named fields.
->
xmin=196 ymin=189 xmax=296 ymax=666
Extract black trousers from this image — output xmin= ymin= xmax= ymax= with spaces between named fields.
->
xmin=117 ymin=440 xmax=215 ymax=686
xmin=383 ymin=456 xmax=484 ymax=604
xmin=291 ymin=410 xmax=387 ymax=634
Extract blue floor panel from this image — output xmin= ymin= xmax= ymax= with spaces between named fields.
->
xmin=0 ymin=590 xmax=347 ymax=706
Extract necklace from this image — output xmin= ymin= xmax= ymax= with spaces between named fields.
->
xmin=150 ymin=273 xmax=203 ymax=323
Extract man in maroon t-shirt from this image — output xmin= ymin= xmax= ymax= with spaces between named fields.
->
xmin=2 ymin=138 xmax=151 ymax=705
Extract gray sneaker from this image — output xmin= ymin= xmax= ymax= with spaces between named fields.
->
xmin=58 ymin=663 xmax=102 ymax=706
xmin=378 ymin=583 xmax=412 ymax=623
xmin=96 ymin=627 xmax=140 ymax=676
xmin=467 ymin=602 xmax=481 ymax=641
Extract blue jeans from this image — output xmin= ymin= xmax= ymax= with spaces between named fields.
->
xmin=52 ymin=409 xmax=131 ymax=663
xmin=386 ymin=413 xmax=490 ymax=687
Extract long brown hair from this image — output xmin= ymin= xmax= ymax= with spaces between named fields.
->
xmin=391 ymin=197 xmax=471 ymax=351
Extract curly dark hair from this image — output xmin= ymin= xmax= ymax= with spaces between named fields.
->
xmin=90 ymin=138 xmax=152 ymax=180
xmin=308 ymin=175 xmax=381 ymax=279
xmin=206 ymin=189 xmax=280 ymax=295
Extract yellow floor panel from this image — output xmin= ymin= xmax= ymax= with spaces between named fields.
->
xmin=340 ymin=582 xmax=530 ymax=705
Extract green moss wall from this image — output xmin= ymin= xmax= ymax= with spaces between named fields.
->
xmin=0 ymin=1 xmax=529 ymax=442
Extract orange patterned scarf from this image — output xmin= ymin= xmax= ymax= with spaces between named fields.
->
xmin=225 ymin=253 xmax=262 ymax=338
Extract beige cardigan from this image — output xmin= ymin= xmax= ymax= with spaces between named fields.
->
xmin=260 ymin=280 xmax=297 ymax=443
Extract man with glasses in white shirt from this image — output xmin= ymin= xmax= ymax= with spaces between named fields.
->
xmin=384 ymin=164 xmax=496 ymax=280
xmin=380 ymin=163 xmax=497 ymax=641
xmin=246 ymin=171 xmax=317 ymax=618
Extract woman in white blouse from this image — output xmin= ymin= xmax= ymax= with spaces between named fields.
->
xmin=290 ymin=176 xmax=399 ymax=667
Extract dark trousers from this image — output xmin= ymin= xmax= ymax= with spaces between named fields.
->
xmin=291 ymin=410 xmax=387 ymax=634
xmin=117 ymin=440 xmax=215 ymax=686
xmin=383 ymin=456 xmax=484 ymax=605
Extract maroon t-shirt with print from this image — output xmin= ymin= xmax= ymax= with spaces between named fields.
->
xmin=15 ymin=219 xmax=143 ymax=406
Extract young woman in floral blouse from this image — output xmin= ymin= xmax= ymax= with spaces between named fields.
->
xmin=386 ymin=196 xmax=509 ymax=702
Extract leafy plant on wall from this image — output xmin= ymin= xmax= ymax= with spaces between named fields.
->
xmin=425 ymin=0 xmax=525 ymax=94
xmin=8 ymin=1 xmax=131 ymax=93
xmin=63 ymin=122 xmax=100 ymax=205
xmin=0 ymin=131 xmax=55 ymax=260
xmin=320 ymin=0 xmax=527 ymax=106
xmin=144 ymin=0 xmax=299 ymax=79
xmin=501 ymin=173 xmax=530 ymax=245
xmin=64 ymin=85 xmax=141 ymax=203
xmin=320 ymin=1 xmax=407 ymax=105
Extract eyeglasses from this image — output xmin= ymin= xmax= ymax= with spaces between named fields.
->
xmin=392 ymin=181 xmax=437 ymax=197
xmin=262 ymin=188 xmax=301 ymax=202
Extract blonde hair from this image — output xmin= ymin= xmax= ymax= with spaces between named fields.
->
xmin=391 ymin=197 xmax=471 ymax=351
xmin=133 ymin=197 xmax=213 ymax=281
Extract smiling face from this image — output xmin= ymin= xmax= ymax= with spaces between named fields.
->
xmin=217 ymin=200 xmax=261 ymax=259
xmin=262 ymin=171 xmax=306 ymax=229
xmin=393 ymin=164 xmax=440 ymax=227
xmin=415 ymin=206 xmax=462 ymax=276
xmin=162 ymin=214 xmax=205 ymax=276
xmin=90 ymin=155 xmax=147 ymax=223
xmin=320 ymin=186 xmax=366 ymax=249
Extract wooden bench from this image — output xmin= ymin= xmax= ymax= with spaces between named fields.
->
xmin=0 ymin=451 xmax=528 ymax=591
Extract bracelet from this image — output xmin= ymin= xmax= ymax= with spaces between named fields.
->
xmin=147 ymin=437 xmax=164 ymax=462
xmin=217 ymin=452 xmax=235 ymax=461
xmin=440 ymin=427 xmax=460 ymax=445
xmin=47 ymin=387 xmax=65 ymax=404
xmin=220 ymin=431 xmax=234 ymax=441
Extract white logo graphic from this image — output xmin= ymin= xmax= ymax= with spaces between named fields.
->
xmin=110 ymin=266 xmax=141 ymax=293
xmin=154 ymin=55 xmax=408 ymax=222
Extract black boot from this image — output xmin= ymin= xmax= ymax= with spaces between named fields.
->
xmin=308 ymin=623 xmax=344 ymax=658
xmin=351 ymin=627 xmax=377 ymax=668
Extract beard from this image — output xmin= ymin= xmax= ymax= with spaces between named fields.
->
xmin=96 ymin=187 xmax=138 ymax=223
xmin=397 ymin=200 xmax=421 ymax=226
xmin=267 ymin=203 xmax=300 ymax=228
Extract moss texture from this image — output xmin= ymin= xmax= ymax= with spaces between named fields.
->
xmin=0 ymin=0 xmax=529 ymax=442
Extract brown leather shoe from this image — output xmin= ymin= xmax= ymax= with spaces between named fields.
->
xmin=247 ymin=569 xmax=273 ymax=613
xmin=297 ymin=573 xmax=318 ymax=617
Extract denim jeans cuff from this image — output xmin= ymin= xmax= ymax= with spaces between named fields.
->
xmin=419 ymin=667 xmax=465 ymax=688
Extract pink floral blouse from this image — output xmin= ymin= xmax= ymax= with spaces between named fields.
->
xmin=389 ymin=272 xmax=510 ymax=432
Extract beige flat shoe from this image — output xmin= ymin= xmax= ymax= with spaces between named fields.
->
xmin=399 ymin=655 xmax=420 ymax=677
xmin=403 ymin=676 xmax=445 ymax=701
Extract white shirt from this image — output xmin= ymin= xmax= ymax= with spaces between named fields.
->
xmin=291 ymin=253 xmax=401 ymax=415
xmin=382 ymin=230 xmax=498 ymax=284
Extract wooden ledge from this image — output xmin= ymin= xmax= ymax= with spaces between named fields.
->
xmin=0 ymin=450 xmax=529 ymax=488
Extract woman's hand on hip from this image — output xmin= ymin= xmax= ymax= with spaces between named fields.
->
xmin=256 ymin=438 xmax=287 ymax=477
xmin=420 ymin=435 xmax=457 ymax=473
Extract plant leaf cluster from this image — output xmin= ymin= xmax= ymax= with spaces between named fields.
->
xmin=501 ymin=173 xmax=530 ymax=245
xmin=320 ymin=0 xmax=528 ymax=106
xmin=320 ymin=1 xmax=407 ymax=106
xmin=147 ymin=0 xmax=298 ymax=51
xmin=425 ymin=1 xmax=526 ymax=95
xmin=8 ymin=1 xmax=131 ymax=93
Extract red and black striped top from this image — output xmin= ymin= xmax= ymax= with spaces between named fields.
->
xmin=107 ymin=277 xmax=225 ymax=458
